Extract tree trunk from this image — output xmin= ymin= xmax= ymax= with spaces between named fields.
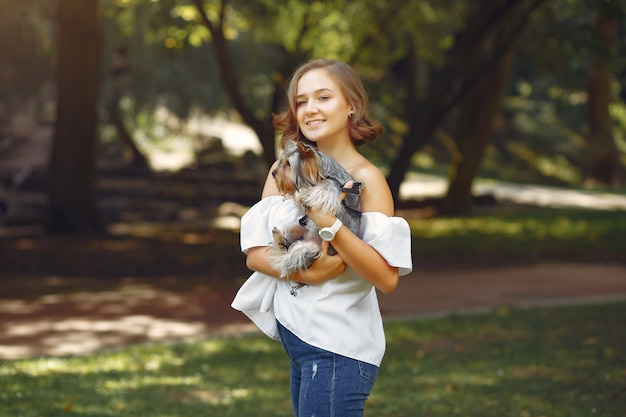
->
xmin=113 ymin=112 xmax=151 ymax=170
xmin=106 ymin=48 xmax=151 ymax=172
xmin=586 ymin=15 xmax=622 ymax=185
xmin=386 ymin=0 xmax=545 ymax=203
xmin=47 ymin=0 xmax=103 ymax=235
xmin=441 ymin=36 xmax=515 ymax=214
xmin=193 ymin=0 xmax=276 ymax=167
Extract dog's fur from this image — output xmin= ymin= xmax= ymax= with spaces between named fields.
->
xmin=270 ymin=140 xmax=363 ymax=278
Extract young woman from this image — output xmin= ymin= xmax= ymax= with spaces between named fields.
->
xmin=232 ymin=59 xmax=412 ymax=417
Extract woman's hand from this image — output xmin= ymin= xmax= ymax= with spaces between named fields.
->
xmin=307 ymin=172 xmax=400 ymax=294
xmin=289 ymin=181 xmax=353 ymax=284
xmin=246 ymin=239 xmax=346 ymax=285
xmin=290 ymin=240 xmax=347 ymax=284
xmin=304 ymin=181 xmax=355 ymax=228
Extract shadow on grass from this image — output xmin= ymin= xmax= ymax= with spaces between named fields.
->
xmin=1 ymin=302 xmax=625 ymax=417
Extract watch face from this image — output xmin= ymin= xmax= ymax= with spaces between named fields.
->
xmin=319 ymin=229 xmax=334 ymax=241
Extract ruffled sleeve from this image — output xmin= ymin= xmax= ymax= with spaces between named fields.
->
xmin=233 ymin=196 xmax=300 ymax=340
xmin=231 ymin=272 xmax=279 ymax=340
xmin=359 ymin=213 xmax=413 ymax=276
xmin=240 ymin=196 xmax=288 ymax=254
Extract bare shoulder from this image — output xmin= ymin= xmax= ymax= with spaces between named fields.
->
xmin=261 ymin=160 xmax=281 ymax=198
xmin=352 ymin=162 xmax=394 ymax=216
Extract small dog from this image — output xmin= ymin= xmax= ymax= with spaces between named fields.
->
xmin=270 ymin=140 xmax=363 ymax=278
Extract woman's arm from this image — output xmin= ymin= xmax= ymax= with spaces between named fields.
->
xmin=245 ymin=163 xmax=349 ymax=283
xmin=305 ymin=166 xmax=400 ymax=294
xmin=246 ymin=241 xmax=347 ymax=283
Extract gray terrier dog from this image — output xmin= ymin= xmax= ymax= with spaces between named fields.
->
xmin=270 ymin=140 xmax=363 ymax=279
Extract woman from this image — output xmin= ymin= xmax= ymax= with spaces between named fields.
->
xmin=232 ymin=59 xmax=412 ymax=417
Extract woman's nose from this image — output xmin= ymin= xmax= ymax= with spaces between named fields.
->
xmin=305 ymin=102 xmax=318 ymax=113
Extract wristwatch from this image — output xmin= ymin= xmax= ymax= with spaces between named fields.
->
xmin=319 ymin=218 xmax=343 ymax=241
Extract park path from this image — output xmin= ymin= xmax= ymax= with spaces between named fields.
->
xmin=399 ymin=172 xmax=626 ymax=210
xmin=2 ymin=138 xmax=626 ymax=359
xmin=1 ymin=262 xmax=626 ymax=360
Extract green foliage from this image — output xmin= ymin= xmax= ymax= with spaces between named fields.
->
xmin=100 ymin=0 xmax=228 ymax=119
xmin=408 ymin=207 xmax=626 ymax=266
xmin=612 ymin=102 xmax=626 ymax=165
xmin=2 ymin=302 xmax=624 ymax=416
xmin=2 ymin=0 xmax=625 ymax=189
xmin=480 ymin=90 xmax=588 ymax=185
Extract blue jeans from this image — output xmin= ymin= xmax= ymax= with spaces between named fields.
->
xmin=277 ymin=321 xmax=378 ymax=417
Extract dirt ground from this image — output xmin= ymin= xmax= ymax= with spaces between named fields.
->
xmin=2 ymin=262 xmax=626 ymax=360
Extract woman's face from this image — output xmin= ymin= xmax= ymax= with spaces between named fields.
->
xmin=295 ymin=68 xmax=353 ymax=145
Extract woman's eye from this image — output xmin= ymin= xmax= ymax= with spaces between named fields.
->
xmin=296 ymin=100 xmax=306 ymax=107
xmin=318 ymin=95 xmax=330 ymax=101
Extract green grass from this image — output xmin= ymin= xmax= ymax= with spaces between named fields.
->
xmin=409 ymin=207 xmax=626 ymax=266
xmin=2 ymin=302 xmax=625 ymax=417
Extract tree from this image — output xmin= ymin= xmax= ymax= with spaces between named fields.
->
xmin=47 ymin=0 xmax=103 ymax=234
xmin=586 ymin=8 xmax=622 ymax=185
xmin=92 ymin=0 xmax=624 ymax=210
xmin=190 ymin=0 xmax=313 ymax=167
xmin=104 ymin=46 xmax=151 ymax=170
xmin=386 ymin=0 xmax=546 ymax=206
xmin=440 ymin=0 xmax=529 ymax=214
xmin=505 ymin=0 xmax=626 ymax=187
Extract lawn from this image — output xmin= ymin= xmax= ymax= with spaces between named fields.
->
xmin=1 ymin=301 xmax=625 ymax=417
xmin=408 ymin=207 xmax=626 ymax=267
xmin=1 ymin=201 xmax=625 ymax=416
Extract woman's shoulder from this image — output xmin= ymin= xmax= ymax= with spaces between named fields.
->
xmin=352 ymin=161 xmax=394 ymax=215
xmin=352 ymin=161 xmax=385 ymax=184
xmin=260 ymin=160 xmax=281 ymax=198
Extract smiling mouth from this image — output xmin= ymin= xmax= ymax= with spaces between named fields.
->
xmin=306 ymin=120 xmax=326 ymax=126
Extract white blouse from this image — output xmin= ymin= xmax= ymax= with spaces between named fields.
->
xmin=231 ymin=195 xmax=412 ymax=366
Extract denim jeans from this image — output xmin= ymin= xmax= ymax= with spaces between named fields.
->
xmin=277 ymin=320 xmax=379 ymax=417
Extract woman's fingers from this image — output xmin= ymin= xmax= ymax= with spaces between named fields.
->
xmin=340 ymin=180 xmax=355 ymax=201
xmin=320 ymin=239 xmax=330 ymax=256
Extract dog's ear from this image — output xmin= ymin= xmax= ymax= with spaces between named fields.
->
xmin=296 ymin=141 xmax=314 ymax=153
xmin=296 ymin=142 xmax=317 ymax=161
xmin=294 ymin=142 xmax=321 ymax=188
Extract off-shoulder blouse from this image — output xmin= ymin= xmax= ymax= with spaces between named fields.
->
xmin=232 ymin=196 xmax=412 ymax=366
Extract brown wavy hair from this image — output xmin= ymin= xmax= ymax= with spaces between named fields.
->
xmin=273 ymin=59 xmax=383 ymax=149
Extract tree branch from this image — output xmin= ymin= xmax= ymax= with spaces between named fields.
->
xmin=191 ymin=0 xmax=265 ymax=135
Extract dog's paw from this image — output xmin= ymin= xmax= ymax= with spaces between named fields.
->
xmin=272 ymin=226 xmax=291 ymax=251
xmin=271 ymin=240 xmax=322 ymax=278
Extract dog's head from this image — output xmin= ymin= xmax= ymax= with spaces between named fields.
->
xmin=272 ymin=221 xmax=321 ymax=252
xmin=272 ymin=141 xmax=322 ymax=194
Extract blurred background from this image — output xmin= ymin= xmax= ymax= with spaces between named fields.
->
xmin=1 ymin=0 xmax=625 ymax=232
xmin=1 ymin=0 xmax=625 ymax=352
xmin=1 ymin=3 xmax=626 ymax=415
